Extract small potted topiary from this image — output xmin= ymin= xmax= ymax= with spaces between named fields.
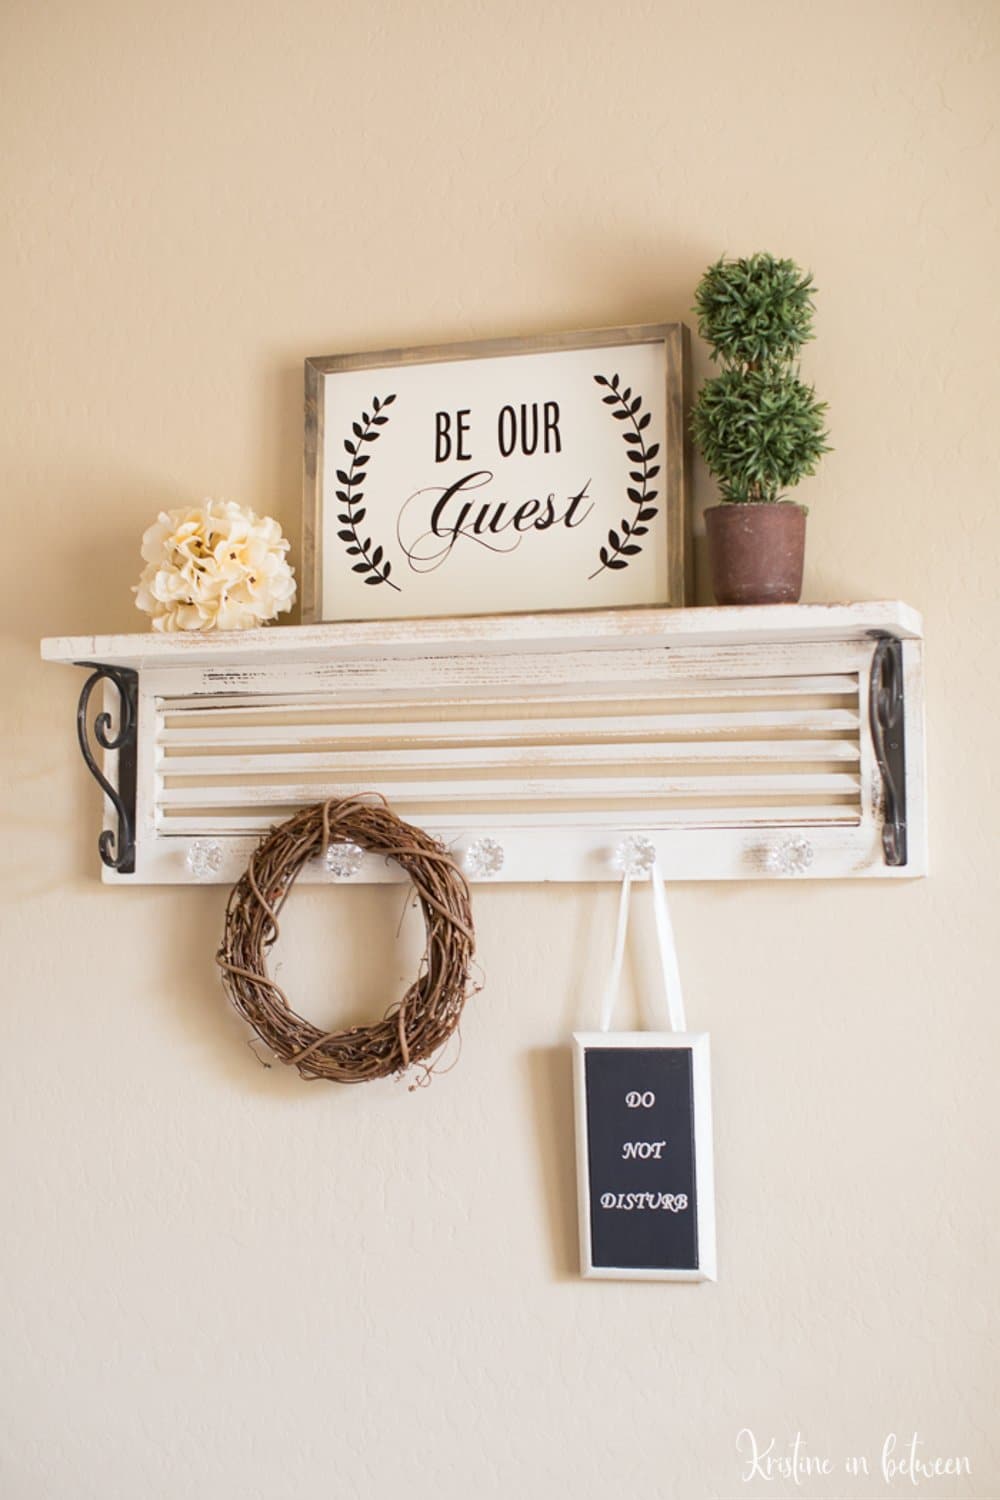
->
xmin=691 ymin=253 xmax=830 ymax=605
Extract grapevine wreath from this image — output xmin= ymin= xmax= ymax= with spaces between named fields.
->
xmin=216 ymin=796 xmax=477 ymax=1084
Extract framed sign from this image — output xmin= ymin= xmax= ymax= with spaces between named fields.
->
xmin=303 ymin=323 xmax=690 ymax=622
xmin=573 ymin=1031 xmax=716 ymax=1282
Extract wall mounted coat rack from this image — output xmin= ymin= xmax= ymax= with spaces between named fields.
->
xmin=42 ymin=602 xmax=926 ymax=884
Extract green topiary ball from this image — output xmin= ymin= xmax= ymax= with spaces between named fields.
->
xmin=694 ymin=253 xmax=817 ymax=369
xmin=691 ymin=367 xmax=829 ymax=504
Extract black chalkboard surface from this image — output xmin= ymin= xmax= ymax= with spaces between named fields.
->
xmin=573 ymin=1032 xmax=716 ymax=1281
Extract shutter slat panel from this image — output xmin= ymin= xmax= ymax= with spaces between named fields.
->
xmin=159 ymin=804 xmax=864 ymax=837
xmin=157 ymin=773 xmax=862 ymax=808
xmin=157 ymin=707 xmax=861 ymax=747
xmin=160 ymin=739 xmax=861 ymax=777
xmin=146 ymin=641 xmax=873 ymax=877
xmin=40 ymin=609 xmax=928 ymax=882
xmin=160 ymin=673 xmax=861 ymax=715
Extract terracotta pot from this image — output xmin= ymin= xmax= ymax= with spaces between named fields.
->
xmin=704 ymin=502 xmax=806 ymax=605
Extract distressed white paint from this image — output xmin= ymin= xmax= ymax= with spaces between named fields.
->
xmin=41 ymin=599 xmax=923 ymax=669
xmin=42 ymin=603 xmax=926 ymax=885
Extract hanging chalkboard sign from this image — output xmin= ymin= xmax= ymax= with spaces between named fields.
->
xmin=573 ymin=1032 xmax=716 ymax=1281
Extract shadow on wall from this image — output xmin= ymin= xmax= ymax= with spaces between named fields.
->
xmin=524 ymin=1045 xmax=579 ymax=1279
xmin=551 ymin=236 xmax=728 ymax=606
xmin=160 ymin=879 xmax=436 ymax=1101
xmin=256 ymin=354 xmax=306 ymax=623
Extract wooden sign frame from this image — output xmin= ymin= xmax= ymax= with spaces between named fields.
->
xmin=303 ymin=323 xmax=691 ymax=623
xmin=573 ymin=1030 xmax=717 ymax=1282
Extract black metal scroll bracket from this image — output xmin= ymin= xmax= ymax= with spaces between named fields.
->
xmin=868 ymin=633 xmax=907 ymax=867
xmin=74 ymin=663 xmax=139 ymax=874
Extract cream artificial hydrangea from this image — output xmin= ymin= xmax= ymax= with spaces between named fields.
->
xmin=133 ymin=499 xmax=296 ymax=632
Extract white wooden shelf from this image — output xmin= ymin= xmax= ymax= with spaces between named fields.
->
xmin=42 ymin=602 xmax=926 ymax=884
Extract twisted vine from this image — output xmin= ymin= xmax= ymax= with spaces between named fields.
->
xmin=335 ymin=392 xmax=399 ymax=589
xmin=589 ymin=372 xmax=660 ymax=578
xmin=216 ymin=796 xmax=477 ymax=1085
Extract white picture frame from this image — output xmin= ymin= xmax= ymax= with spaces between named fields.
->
xmin=303 ymin=323 xmax=690 ymax=622
xmin=573 ymin=1030 xmax=717 ymax=1282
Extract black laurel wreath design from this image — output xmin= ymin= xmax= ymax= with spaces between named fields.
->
xmin=589 ymin=373 xmax=660 ymax=578
xmin=335 ymin=393 xmax=399 ymax=590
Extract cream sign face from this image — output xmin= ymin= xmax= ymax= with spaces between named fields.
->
xmin=304 ymin=325 xmax=689 ymax=622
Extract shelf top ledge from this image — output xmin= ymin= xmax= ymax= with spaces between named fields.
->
xmin=41 ymin=600 xmax=922 ymax=669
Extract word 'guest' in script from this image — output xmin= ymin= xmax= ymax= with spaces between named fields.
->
xmin=396 ymin=403 xmax=593 ymax=571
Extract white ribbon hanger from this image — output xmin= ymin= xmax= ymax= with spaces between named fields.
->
xmin=599 ymin=836 xmax=687 ymax=1035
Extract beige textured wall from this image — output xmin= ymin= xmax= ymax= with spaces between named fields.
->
xmin=3 ymin=2 xmax=998 ymax=1497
